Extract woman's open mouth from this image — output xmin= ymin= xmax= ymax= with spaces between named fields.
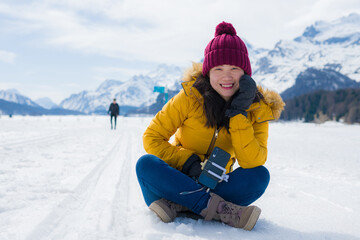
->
xmin=220 ymin=83 xmax=234 ymax=89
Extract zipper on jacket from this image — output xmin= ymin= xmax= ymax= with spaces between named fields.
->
xmin=202 ymin=126 xmax=221 ymax=169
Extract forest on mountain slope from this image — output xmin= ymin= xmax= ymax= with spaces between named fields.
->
xmin=281 ymin=88 xmax=360 ymax=123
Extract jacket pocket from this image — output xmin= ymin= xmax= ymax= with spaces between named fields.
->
xmin=252 ymin=102 xmax=275 ymax=123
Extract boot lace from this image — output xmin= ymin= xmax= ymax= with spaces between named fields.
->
xmin=218 ymin=202 xmax=243 ymax=226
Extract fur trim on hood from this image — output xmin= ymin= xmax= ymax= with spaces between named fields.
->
xmin=182 ymin=62 xmax=285 ymax=120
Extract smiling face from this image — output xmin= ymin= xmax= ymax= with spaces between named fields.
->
xmin=209 ymin=64 xmax=245 ymax=101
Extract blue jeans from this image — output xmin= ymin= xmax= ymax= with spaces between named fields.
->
xmin=136 ymin=154 xmax=270 ymax=214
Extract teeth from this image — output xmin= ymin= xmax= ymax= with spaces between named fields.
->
xmin=221 ymin=84 xmax=233 ymax=87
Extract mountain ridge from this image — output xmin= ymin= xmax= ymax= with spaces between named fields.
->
xmin=252 ymin=12 xmax=360 ymax=95
xmin=0 ymin=98 xmax=84 ymax=116
xmin=59 ymin=64 xmax=183 ymax=114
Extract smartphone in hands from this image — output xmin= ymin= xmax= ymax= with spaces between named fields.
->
xmin=198 ymin=147 xmax=230 ymax=189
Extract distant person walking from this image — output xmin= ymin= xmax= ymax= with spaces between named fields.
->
xmin=108 ymin=98 xmax=119 ymax=130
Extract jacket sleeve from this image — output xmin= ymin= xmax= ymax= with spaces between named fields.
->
xmin=228 ymin=112 xmax=269 ymax=169
xmin=143 ymin=90 xmax=195 ymax=170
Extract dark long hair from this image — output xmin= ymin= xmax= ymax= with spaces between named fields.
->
xmin=193 ymin=74 xmax=230 ymax=130
xmin=192 ymin=74 xmax=263 ymax=130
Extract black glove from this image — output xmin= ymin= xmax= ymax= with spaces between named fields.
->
xmin=225 ymin=74 xmax=257 ymax=117
xmin=182 ymin=154 xmax=202 ymax=179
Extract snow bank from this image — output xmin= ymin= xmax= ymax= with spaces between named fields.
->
xmin=0 ymin=116 xmax=359 ymax=240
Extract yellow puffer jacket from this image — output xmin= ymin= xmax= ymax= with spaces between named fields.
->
xmin=143 ymin=62 xmax=285 ymax=172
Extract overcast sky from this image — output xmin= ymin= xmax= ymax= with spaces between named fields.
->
xmin=1 ymin=0 xmax=360 ymax=103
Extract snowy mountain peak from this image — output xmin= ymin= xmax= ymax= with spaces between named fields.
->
xmin=96 ymin=79 xmax=124 ymax=92
xmin=6 ymin=88 xmax=21 ymax=94
xmin=35 ymin=97 xmax=58 ymax=109
xmin=295 ymin=12 xmax=360 ymax=45
xmin=338 ymin=12 xmax=360 ymax=24
xmin=301 ymin=25 xmax=320 ymax=39
xmin=60 ymin=64 xmax=183 ymax=114
xmin=0 ymin=89 xmax=40 ymax=107
xmin=147 ymin=64 xmax=183 ymax=90
xmin=252 ymin=13 xmax=360 ymax=94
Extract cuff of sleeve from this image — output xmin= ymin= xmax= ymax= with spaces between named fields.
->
xmin=181 ymin=154 xmax=201 ymax=174
xmin=225 ymin=109 xmax=247 ymax=118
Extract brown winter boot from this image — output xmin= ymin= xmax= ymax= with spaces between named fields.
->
xmin=149 ymin=198 xmax=189 ymax=223
xmin=200 ymin=193 xmax=261 ymax=230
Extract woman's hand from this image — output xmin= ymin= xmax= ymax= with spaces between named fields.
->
xmin=225 ymin=75 xmax=257 ymax=117
xmin=182 ymin=154 xmax=202 ymax=179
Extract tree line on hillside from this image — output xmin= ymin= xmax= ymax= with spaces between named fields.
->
xmin=280 ymin=88 xmax=360 ymax=123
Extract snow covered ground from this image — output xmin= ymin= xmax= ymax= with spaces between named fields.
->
xmin=0 ymin=115 xmax=359 ymax=240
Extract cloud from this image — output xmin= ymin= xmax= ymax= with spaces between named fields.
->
xmin=286 ymin=0 xmax=360 ymax=28
xmin=0 ymin=81 xmax=20 ymax=90
xmin=93 ymin=66 xmax=149 ymax=77
xmin=0 ymin=50 xmax=16 ymax=64
xmin=0 ymin=0 xmax=210 ymax=65
xmin=1 ymin=0 xmax=360 ymax=67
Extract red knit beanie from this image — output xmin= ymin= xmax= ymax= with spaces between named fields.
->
xmin=202 ymin=22 xmax=252 ymax=76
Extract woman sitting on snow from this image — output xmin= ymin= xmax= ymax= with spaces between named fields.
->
xmin=136 ymin=21 xmax=285 ymax=230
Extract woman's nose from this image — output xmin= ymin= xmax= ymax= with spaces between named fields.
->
xmin=223 ymin=70 xmax=232 ymax=79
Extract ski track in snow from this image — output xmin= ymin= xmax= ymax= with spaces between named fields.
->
xmin=26 ymin=134 xmax=126 ymax=239
xmin=24 ymin=119 xmax=146 ymax=240
xmin=0 ymin=116 xmax=359 ymax=240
